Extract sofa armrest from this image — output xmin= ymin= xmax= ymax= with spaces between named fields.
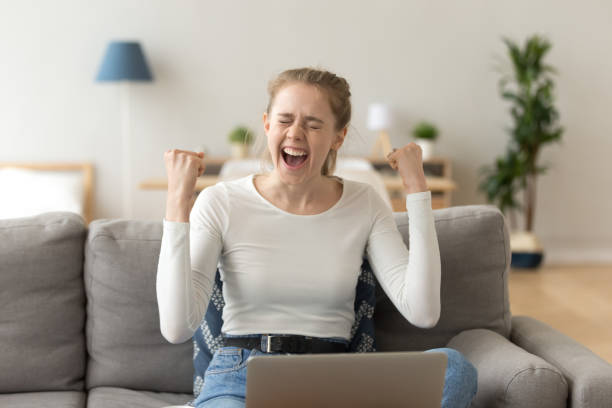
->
xmin=511 ymin=316 xmax=612 ymax=408
xmin=447 ymin=328 xmax=567 ymax=408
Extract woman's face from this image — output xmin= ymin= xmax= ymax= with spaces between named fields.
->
xmin=263 ymin=82 xmax=346 ymax=184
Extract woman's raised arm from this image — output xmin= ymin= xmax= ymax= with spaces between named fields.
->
xmin=156 ymin=149 xmax=225 ymax=344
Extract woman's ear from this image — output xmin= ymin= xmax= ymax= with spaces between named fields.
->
xmin=333 ymin=127 xmax=348 ymax=150
xmin=263 ymin=112 xmax=270 ymax=134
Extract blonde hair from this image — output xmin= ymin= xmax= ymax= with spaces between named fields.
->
xmin=253 ymin=67 xmax=352 ymax=176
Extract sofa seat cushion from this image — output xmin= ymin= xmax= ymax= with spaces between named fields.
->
xmin=0 ymin=391 xmax=86 ymax=407
xmin=448 ymin=328 xmax=568 ymax=408
xmin=87 ymin=387 xmax=193 ymax=408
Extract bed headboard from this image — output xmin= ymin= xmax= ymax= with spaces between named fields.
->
xmin=0 ymin=162 xmax=94 ymax=225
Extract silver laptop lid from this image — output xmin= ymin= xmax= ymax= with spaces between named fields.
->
xmin=245 ymin=351 xmax=447 ymax=408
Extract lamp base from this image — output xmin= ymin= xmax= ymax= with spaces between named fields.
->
xmin=370 ymin=131 xmax=393 ymax=159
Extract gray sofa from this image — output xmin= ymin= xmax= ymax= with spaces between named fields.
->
xmin=1 ymin=205 xmax=611 ymax=408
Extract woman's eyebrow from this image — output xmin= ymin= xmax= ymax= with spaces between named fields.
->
xmin=277 ymin=113 xmax=324 ymax=124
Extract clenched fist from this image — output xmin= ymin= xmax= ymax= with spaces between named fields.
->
xmin=386 ymin=143 xmax=428 ymax=194
xmin=164 ymin=149 xmax=206 ymax=221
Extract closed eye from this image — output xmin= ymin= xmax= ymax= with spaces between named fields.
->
xmin=278 ymin=119 xmax=320 ymax=129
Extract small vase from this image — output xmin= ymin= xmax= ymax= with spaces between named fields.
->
xmin=230 ymin=143 xmax=249 ymax=159
xmin=415 ymin=138 xmax=435 ymax=160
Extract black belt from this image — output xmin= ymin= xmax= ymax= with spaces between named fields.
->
xmin=222 ymin=334 xmax=348 ymax=354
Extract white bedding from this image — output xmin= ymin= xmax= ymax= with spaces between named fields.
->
xmin=0 ymin=167 xmax=85 ymax=220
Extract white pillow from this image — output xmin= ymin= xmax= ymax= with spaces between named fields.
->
xmin=0 ymin=167 xmax=84 ymax=220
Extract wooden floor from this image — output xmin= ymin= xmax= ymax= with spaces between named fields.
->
xmin=508 ymin=264 xmax=612 ymax=365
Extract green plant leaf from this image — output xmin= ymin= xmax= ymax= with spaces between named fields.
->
xmin=481 ymin=34 xmax=562 ymax=218
xmin=412 ymin=121 xmax=439 ymax=140
xmin=228 ymin=125 xmax=254 ymax=144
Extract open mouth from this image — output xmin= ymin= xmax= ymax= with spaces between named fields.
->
xmin=281 ymin=150 xmax=309 ymax=169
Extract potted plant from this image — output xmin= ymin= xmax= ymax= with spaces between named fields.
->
xmin=478 ymin=34 xmax=564 ymax=269
xmin=228 ymin=125 xmax=254 ymax=159
xmin=411 ymin=121 xmax=438 ymax=160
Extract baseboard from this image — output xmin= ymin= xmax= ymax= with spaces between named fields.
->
xmin=543 ymin=247 xmax=612 ymax=265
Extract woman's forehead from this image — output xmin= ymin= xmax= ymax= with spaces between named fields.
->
xmin=272 ymin=83 xmax=332 ymax=116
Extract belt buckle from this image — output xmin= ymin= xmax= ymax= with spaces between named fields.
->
xmin=264 ymin=334 xmax=287 ymax=353
xmin=262 ymin=334 xmax=275 ymax=353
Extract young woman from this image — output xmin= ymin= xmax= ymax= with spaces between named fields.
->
xmin=157 ymin=67 xmax=477 ymax=408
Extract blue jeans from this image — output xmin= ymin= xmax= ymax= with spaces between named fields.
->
xmin=193 ymin=335 xmax=477 ymax=408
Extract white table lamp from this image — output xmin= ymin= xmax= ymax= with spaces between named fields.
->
xmin=367 ymin=103 xmax=394 ymax=159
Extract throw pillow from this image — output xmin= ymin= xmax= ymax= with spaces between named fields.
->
xmin=186 ymin=257 xmax=378 ymax=405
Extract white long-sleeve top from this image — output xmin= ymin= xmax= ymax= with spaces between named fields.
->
xmin=156 ymin=173 xmax=441 ymax=344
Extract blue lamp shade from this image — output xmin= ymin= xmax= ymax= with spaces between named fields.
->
xmin=96 ymin=41 xmax=153 ymax=82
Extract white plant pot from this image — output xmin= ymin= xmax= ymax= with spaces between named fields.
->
xmin=230 ymin=143 xmax=249 ymax=159
xmin=510 ymin=230 xmax=545 ymax=269
xmin=414 ymin=138 xmax=435 ymax=160
xmin=510 ymin=231 xmax=543 ymax=252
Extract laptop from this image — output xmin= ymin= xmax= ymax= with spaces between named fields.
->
xmin=245 ymin=351 xmax=447 ymax=408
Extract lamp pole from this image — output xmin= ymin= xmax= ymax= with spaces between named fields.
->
xmin=95 ymin=41 xmax=153 ymax=220
xmin=120 ymin=82 xmax=132 ymax=219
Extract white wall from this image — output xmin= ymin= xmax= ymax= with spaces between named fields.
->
xmin=1 ymin=0 xmax=610 ymax=264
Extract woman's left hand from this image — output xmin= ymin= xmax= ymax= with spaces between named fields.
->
xmin=386 ymin=143 xmax=429 ymax=194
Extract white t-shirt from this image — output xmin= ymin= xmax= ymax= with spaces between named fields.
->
xmin=156 ymin=174 xmax=441 ymax=344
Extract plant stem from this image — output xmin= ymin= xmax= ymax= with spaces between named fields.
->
xmin=525 ymin=173 xmax=536 ymax=232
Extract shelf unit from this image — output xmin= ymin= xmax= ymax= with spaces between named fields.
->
xmin=140 ymin=156 xmax=457 ymax=211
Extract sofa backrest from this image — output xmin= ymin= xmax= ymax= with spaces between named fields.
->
xmin=1 ymin=203 xmax=511 ymax=395
xmin=375 ymin=204 xmax=512 ymax=351
xmin=84 ymin=204 xmax=511 ymax=393
xmin=84 ymin=217 xmax=193 ymax=394
xmin=0 ymin=212 xmax=86 ymax=393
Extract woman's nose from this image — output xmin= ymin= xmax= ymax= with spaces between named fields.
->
xmin=286 ymin=122 xmax=304 ymax=139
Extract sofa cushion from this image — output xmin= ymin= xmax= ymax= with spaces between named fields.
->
xmin=85 ymin=218 xmax=192 ymax=393
xmin=448 ymin=328 xmax=568 ymax=408
xmin=374 ymin=205 xmax=512 ymax=351
xmin=0 ymin=391 xmax=87 ymax=408
xmin=87 ymin=387 xmax=193 ymax=408
xmin=0 ymin=212 xmax=86 ymax=393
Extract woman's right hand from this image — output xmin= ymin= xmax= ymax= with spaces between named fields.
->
xmin=164 ymin=149 xmax=206 ymax=203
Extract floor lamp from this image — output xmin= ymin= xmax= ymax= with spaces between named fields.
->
xmin=95 ymin=41 xmax=153 ymax=219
